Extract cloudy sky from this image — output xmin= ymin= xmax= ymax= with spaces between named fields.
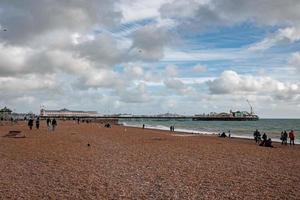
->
xmin=1 ymin=0 xmax=300 ymax=118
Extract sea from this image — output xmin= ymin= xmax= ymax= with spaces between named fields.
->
xmin=119 ymin=118 xmax=300 ymax=144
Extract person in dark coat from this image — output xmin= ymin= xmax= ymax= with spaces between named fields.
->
xmin=28 ymin=119 xmax=33 ymax=130
xmin=262 ymin=133 xmax=267 ymax=142
xmin=253 ymin=129 xmax=260 ymax=143
xmin=36 ymin=117 xmax=40 ymax=129
xmin=265 ymin=138 xmax=274 ymax=148
xmin=259 ymin=133 xmax=268 ymax=146
xmin=51 ymin=118 xmax=57 ymax=131
xmin=219 ymin=132 xmax=227 ymax=138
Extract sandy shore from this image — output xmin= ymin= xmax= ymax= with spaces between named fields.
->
xmin=0 ymin=121 xmax=299 ymax=199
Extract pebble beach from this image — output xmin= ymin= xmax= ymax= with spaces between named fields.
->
xmin=0 ymin=121 xmax=299 ymax=199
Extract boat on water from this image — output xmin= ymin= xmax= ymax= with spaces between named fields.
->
xmin=192 ymin=100 xmax=259 ymax=121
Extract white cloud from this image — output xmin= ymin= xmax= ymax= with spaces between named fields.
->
xmin=165 ymin=64 xmax=178 ymax=77
xmin=164 ymin=78 xmax=195 ymax=95
xmin=0 ymin=44 xmax=37 ymax=76
xmin=193 ymin=64 xmax=207 ymax=73
xmin=207 ymin=70 xmax=300 ymax=100
xmin=289 ymin=52 xmax=300 ymax=73
xmin=76 ymin=33 xmax=126 ymax=66
xmin=116 ymin=83 xmax=152 ymax=103
xmin=119 ymin=0 xmax=172 ymax=22
xmin=249 ymin=27 xmax=300 ymax=51
xmin=0 ymin=74 xmax=58 ymax=91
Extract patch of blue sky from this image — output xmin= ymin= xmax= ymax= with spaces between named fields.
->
xmin=180 ymin=22 xmax=279 ymax=49
xmin=267 ymin=41 xmax=300 ymax=54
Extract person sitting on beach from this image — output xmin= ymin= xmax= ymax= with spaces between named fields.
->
xmin=219 ymin=132 xmax=227 ymax=138
xmin=104 ymin=123 xmax=111 ymax=128
xmin=259 ymin=133 xmax=268 ymax=146
xmin=28 ymin=118 xmax=33 ymax=130
xmin=289 ymin=130 xmax=295 ymax=146
xmin=265 ymin=138 xmax=274 ymax=148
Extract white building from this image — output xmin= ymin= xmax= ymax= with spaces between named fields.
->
xmin=40 ymin=108 xmax=98 ymax=118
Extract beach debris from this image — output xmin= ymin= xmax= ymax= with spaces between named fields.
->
xmin=151 ymin=137 xmax=166 ymax=141
xmin=87 ymin=143 xmax=90 ymax=147
xmin=3 ymin=130 xmax=25 ymax=138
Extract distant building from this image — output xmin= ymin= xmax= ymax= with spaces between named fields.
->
xmin=40 ymin=108 xmax=98 ymax=118
xmin=0 ymin=107 xmax=12 ymax=120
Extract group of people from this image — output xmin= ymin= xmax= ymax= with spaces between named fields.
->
xmin=104 ymin=123 xmax=111 ymax=128
xmin=218 ymin=130 xmax=231 ymax=138
xmin=253 ymin=130 xmax=273 ymax=147
xmin=280 ymin=130 xmax=295 ymax=145
xmin=253 ymin=129 xmax=296 ymax=147
xmin=170 ymin=125 xmax=175 ymax=132
xmin=46 ymin=118 xmax=57 ymax=131
xmin=27 ymin=117 xmax=40 ymax=130
xmin=28 ymin=118 xmax=57 ymax=131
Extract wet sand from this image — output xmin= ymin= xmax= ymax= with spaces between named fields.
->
xmin=0 ymin=121 xmax=299 ymax=199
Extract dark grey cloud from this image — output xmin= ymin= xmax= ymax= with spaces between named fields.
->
xmin=0 ymin=0 xmax=122 ymax=45
xmin=160 ymin=0 xmax=300 ymax=32
xmin=130 ymin=24 xmax=170 ymax=61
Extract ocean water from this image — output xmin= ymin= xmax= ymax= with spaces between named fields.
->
xmin=119 ymin=118 xmax=300 ymax=144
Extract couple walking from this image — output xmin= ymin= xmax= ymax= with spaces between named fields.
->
xmin=47 ymin=118 xmax=57 ymax=131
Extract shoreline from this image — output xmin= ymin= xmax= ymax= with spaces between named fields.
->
xmin=121 ymin=123 xmax=300 ymax=145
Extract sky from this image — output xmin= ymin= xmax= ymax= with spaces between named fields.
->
xmin=0 ymin=0 xmax=300 ymax=118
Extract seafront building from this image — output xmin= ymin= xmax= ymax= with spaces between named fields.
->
xmin=0 ymin=107 xmax=12 ymax=120
xmin=40 ymin=108 xmax=98 ymax=118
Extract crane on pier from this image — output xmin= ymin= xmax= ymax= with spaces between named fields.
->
xmin=246 ymin=99 xmax=254 ymax=114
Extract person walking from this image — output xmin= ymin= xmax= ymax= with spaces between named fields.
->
xmin=52 ymin=118 xmax=57 ymax=131
xmin=46 ymin=118 xmax=51 ymax=130
xmin=28 ymin=118 xmax=33 ymax=130
xmin=289 ymin=130 xmax=295 ymax=146
xmin=36 ymin=117 xmax=40 ymax=130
